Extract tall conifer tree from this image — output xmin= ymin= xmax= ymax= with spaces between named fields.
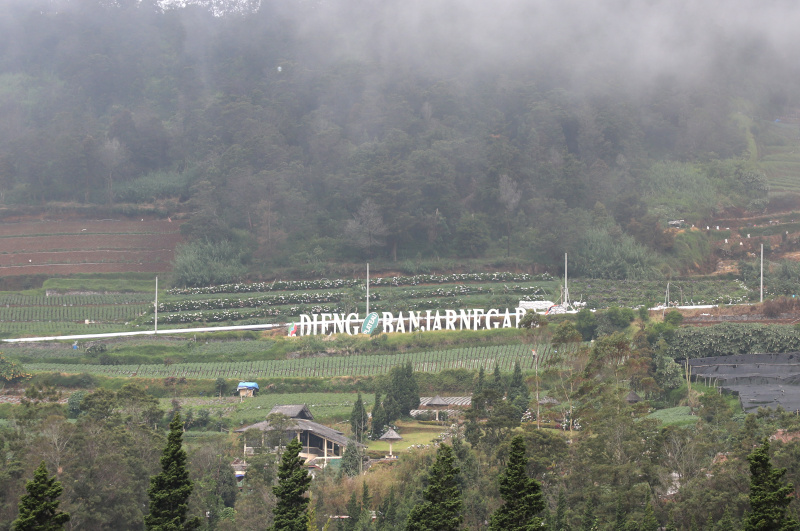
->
xmin=371 ymin=392 xmax=386 ymax=439
xmin=350 ymin=393 xmax=368 ymax=443
xmin=272 ymin=438 xmax=312 ymax=531
xmin=743 ymin=438 xmax=800 ymax=531
xmin=145 ymin=413 xmax=200 ymax=531
xmin=406 ymin=444 xmax=462 ymax=531
xmin=488 ymin=435 xmax=545 ymax=530
xmin=12 ymin=461 xmax=70 ymax=531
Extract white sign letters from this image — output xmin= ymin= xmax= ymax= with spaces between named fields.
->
xmin=294 ymin=308 xmax=527 ymax=336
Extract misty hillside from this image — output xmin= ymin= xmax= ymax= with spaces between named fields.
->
xmin=1 ymin=0 xmax=798 ymax=283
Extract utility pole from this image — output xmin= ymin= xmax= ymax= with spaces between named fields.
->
xmin=533 ymin=349 xmax=540 ymax=429
xmin=760 ymin=243 xmax=764 ymax=303
xmin=154 ymin=276 xmax=158 ymax=333
xmin=563 ymin=253 xmax=569 ymax=307
xmin=366 ymin=263 xmax=370 ymax=316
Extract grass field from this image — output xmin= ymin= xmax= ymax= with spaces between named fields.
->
xmin=166 ymin=392 xmax=374 ymax=426
xmin=646 ymin=406 xmax=699 ymax=427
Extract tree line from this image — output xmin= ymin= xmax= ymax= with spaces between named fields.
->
xmin=0 ymin=0 xmax=780 ymax=283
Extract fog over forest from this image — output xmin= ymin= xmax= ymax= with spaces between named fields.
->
xmin=156 ymin=0 xmax=800 ymax=92
xmin=0 ymin=0 xmax=797 ymax=281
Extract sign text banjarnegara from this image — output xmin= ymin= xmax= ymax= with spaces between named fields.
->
xmin=293 ymin=308 xmax=527 ymax=336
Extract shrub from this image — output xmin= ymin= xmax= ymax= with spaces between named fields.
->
xmin=171 ymin=239 xmax=247 ymax=287
xmin=762 ymin=297 xmax=799 ymax=318
xmin=664 ymin=310 xmax=684 ymax=326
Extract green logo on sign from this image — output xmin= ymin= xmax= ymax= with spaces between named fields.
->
xmin=361 ymin=312 xmax=379 ymax=334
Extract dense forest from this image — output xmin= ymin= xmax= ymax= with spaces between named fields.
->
xmin=3 ymin=333 xmax=800 ymax=530
xmin=0 ymin=0 xmax=795 ymax=282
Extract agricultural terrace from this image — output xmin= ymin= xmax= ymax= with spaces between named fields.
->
xmin=23 ymin=343 xmax=552 ymax=379
xmin=147 ymin=276 xmax=749 ymax=327
xmin=0 ymin=273 xmax=749 ymax=344
xmin=0 ymin=218 xmax=183 ymax=277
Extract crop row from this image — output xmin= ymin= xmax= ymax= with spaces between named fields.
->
xmin=0 ymin=322 xmax=125 ymax=335
xmin=3 ymin=338 xmax=276 ymax=360
xmin=25 ymin=344 xmax=555 ymax=379
xmin=569 ymin=279 xmax=750 ymax=307
xmin=156 ymin=285 xmax=546 ymax=313
xmin=167 ymin=272 xmax=555 ymax=295
xmin=0 ymin=304 xmax=150 ymax=323
xmin=157 ymin=292 xmax=357 ymax=312
xmin=0 ymin=294 xmax=154 ymax=306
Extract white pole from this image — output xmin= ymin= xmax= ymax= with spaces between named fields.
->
xmin=760 ymin=243 xmax=764 ymax=303
xmin=534 ymin=349 xmax=540 ymax=430
xmin=366 ymin=263 xmax=370 ymax=316
xmin=154 ymin=276 xmax=158 ymax=332
xmin=564 ymin=253 xmax=569 ymax=306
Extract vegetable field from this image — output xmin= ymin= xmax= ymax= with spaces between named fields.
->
xmin=0 ymin=272 xmax=749 ymax=338
xmin=24 ymin=343 xmax=556 ymax=379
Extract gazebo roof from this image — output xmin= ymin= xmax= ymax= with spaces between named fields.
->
xmin=625 ymin=391 xmax=642 ymax=404
xmin=427 ymin=395 xmax=449 ymax=407
xmin=379 ymin=428 xmax=403 ymax=442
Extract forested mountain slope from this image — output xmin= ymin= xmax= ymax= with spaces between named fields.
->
xmin=0 ymin=0 xmax=797 ymax=282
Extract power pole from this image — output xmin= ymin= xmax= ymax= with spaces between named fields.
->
xmin=760 ymin=243 xmax=764 ymax=303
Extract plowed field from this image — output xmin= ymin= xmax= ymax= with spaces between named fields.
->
xmin=0 ymin=218 xmax=183 ymax=276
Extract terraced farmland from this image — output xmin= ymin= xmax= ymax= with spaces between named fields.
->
xmin=0 ymin=272 xmax=753 ymax=338
xmin=23 ymin=343 xmax=554 ymax=379
xmin=756 ymin=121 xmax=800 ymax=194
xmin=0 ymin=218 xmax=183 ymax=276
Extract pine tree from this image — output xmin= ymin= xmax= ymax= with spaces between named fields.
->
xmin=307 ymin=494 xmax=318 ymax=531
xmin=11 ymin=461 xmax=70 ymax=531
xmin=387 ymin=362 xmax=420 ymax=418
xmin=406 ymin=444 xmax=463 ymax=531
xmin=475 ymin=367 xmax=486 ymax=396
xmin=641 ymin=494 xmax=659 ymax=531
xmin=716 ymin=507 xmax=739 ymax=530
xmin=383 ymin=393 xmax=401 ymax=424
xmin=350 ymin=393 xmax=368 ymax=443
xmin=377 ymin=486 xmax=397 ymax=531
xmin=272 ymin=438 xmax=312 ymax=531
xmin=145 ymin=413 xmax=200 ymax=531
xmin=581 ymin=497 xmax=598 ymax=531
xmin=488 ymin=435 xmax=545 ymax=531
xmin=507 ymin=361 xmax=529 ymax=403
xmin=344 ymin=491 xmax=360 ymax=531
xmin=341 ymin=441 xmax=361 ymax=477
xmin=613 ymin=495 xmax=627 ymax=531
xmin=402 ymin=362 xmax=420 ymax=413
xmin=361 ymin=481 xmax=372 ymax=513
xmin=743 ymin=438 xmax=800 ymax=531
xmin=489 ymin=364 xmax=503 ymax=396
xmin=371 ymin=392 xmax=386 ymax=439
xmin=554 ymin=488 xmax=567 ymax=531
xmin=507 ymin=361 xmax=531 ymax=420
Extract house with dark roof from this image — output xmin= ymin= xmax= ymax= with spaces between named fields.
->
xmin=234 ymin=404 xmax=364 ymax=467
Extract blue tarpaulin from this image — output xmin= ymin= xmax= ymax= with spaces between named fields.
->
xmin=237 ymin=382 xmax=259 ymax=390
